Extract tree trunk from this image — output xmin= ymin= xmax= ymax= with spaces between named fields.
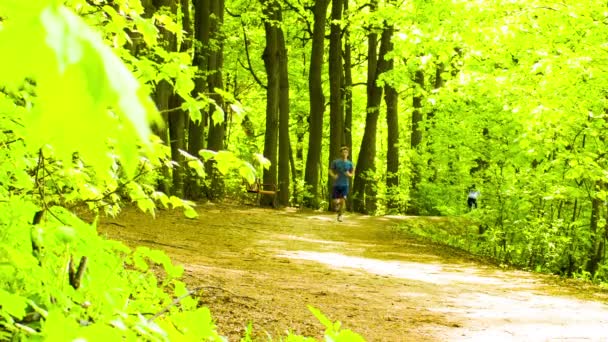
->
xmin=186 ymin=0 xmax=210 ymax=199
xmin=141 ymin=0 xmax=171 ymax=194
xmin=261 ymin=0 xmax=280 ymax=207
xmin=153 ymin=81 xmax=173 ymax=194
xmin=426 ymin=62 xmax=444 ymax=123
xmin=295 ymin=113 xmax=306 ymax=205
xmin=205 ymin=0 xmax=226 ymax=201
xmin=151 ymin=0 xmax=183 ymax=196
xmin=352 ymin=5 xmax=392 ymax=214
xmin=303 ymin=0 xmax=329 ymax=208
xmin=327 ymin=0 xmax=344 ymax=209
xmin=586 ymin=183 xmax=604 ymax=276
xmin=410 ymin=70 xmax=425 ymax=150
xmin=385 ymin=53 xmax=399 ymax=211
xmin=407 ymin=69 xmax=425 ymax=215
xmin=424 ymin=61 xmax=445 ymax=185
xmin=169 ymin=96 xmax=186 ymax=197
xmin=343 ymin=0 xmax=353 ymax=156
xmin=342 ymin=0 xmax=353 ymax=210
xmin=278 ymin=23 xmax=291 ymax=207
xmin=586 ymin=114 xmax=608 ymax=275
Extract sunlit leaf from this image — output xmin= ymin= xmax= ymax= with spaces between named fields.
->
xmin=183 ymin=206 xmax=198 ymax=219
xmin=0 ymin=289 xmax=28 ymax=320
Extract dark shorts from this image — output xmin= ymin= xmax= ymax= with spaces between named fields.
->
xmin=332 ymin=185 xmax=349 ymax=199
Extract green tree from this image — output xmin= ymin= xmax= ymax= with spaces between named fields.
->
xmin=327 ymin=0 xmax=345 ymax=208
xmin=352 ymin=0 xmax=394 ymax=214
xmin=303 ymin=0 xmax=330 ymax=208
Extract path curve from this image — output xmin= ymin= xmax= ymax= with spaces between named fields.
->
xmin=99 ymin=203 xmax=608 ymax=341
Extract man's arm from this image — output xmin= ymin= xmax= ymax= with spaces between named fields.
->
xmin=329 ymin=161 xmax=338 ymax=179
xmin=329 ymin=168 xmax=337 ymax=179
xmin=345 ymin=164 xmax=354 ymax=178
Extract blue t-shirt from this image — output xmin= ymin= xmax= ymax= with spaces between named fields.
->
xmin=330 ymin=159 xmax=354 ymax=187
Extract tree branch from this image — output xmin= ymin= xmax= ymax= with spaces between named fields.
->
xmin=147 ymin=287 xmax=202 ymax=322
xmin=69 ymin=256 xmax=88 ymax=290
xmin=240 ymin=21 xmax=267 ymax=89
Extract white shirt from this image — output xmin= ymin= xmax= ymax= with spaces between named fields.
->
xmin=468 ymin=190 xmax=480 ymax=199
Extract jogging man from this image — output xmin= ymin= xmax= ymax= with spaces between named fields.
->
xmin=329 ymin=146 xmax=354 ymax=222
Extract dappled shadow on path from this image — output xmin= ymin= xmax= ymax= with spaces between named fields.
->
xmin=97 ymin=203 xmax=608 ymax=341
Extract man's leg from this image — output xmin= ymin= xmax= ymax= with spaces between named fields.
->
xmin=331 ymin=186 xmax=340 ymax=212
xmin=337 ymin=196 xmax=346 ymax=222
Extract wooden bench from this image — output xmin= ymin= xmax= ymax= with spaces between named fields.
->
xmin=245 ymin=179 xmax=278 ymax=207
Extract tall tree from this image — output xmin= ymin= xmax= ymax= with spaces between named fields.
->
xmin=343 ymin=0 xmax=353 ymax=155
xmin=187 ymin=0 xmax=210 ymax=199
xmin=205 ymin=0 xmax=227 ymax=200
xmin=384 ymin=24 xmax=398 ymax=211
xmin=351 ymin=1 xmax=393 ymax=214
xmin=278 ymin=21 xmax=291 ymax=206
xmin=327 ymin=0 xmax=344 ymax=208
xmin=303 ymin=0 xmax=330 ymax=208
xmin=147 ymin=0 xmax=186 ymax=197
xmin=260 ymin=0 xmax=281 ymax=206
xmin=586 ymin=114 xmax=608 ymax=276
xmin=406 ymin=69 xmax=424 ymax=214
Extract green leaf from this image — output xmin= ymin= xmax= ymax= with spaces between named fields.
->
xmin=214 ymin=151 xmax=236 ymax=175
xmin=183 ymin=206 xmax=198 ymax=219
xmin=151 ymin=191 xmax=170 ymax=208
xmin=42 ymin=309 xmax=81 ymax=340
xmin=175 ymin=71 xmax=195 ymax=96
xmin=0 ymin=289 xmax=28 ymax=320
xmin=254 ymin=153 xmax=271 ymax=169
xmin=330 ymin=329 xmax=366 ymax=342
xmin=55 ymin=226 xmax=76 ymax=243
xmin=199 ymin=149 xmax=217 ymax=160
xmin=182 ymin=99 xmax=204 ymax=122
xmin=0 ymin=2 xmax=51 ymax=89
xmin=133 ymin=16 xmax=158 ymax=46
xmin=160 ymin=307 xmax=221 ymax=341
xmin=239 ymin=162 xmax=257 ymax=184
xmin=168 ymin=196 xmax=183 ymax=208
xmin=307 ymin=306 xmax=333 ymax=330
xmin=0 ymin=4 xmax=159 ymax=178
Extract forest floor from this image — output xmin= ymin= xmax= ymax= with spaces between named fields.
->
xmin=97 ymin=202 xmax=608 ymax=341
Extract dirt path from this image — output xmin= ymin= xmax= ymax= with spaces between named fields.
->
xmin=98 ymin=203 xmax=608 ymax=341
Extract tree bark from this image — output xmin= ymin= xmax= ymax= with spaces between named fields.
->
xmin=586 ymin=114 xmax=608 ymax=275
xmin=168 ymin=96 xmax=186 ymax=197
xmin=153 ymin=81 xmax=173 ymax=194
xmin=410 ymin=70 xmax=424 ymax=149
xmin=186 ymin=0 xmax=210 ymax=199
xmin=295 ymin=113 xmax=306 ymax=205
xmin=205 ymin=0 xmax=226 ymax=201
xmin=152 ymin=0 xmax=183 ymax=196
xmin=352 ymin=3 xmax=392 ymax=214
xmin=278 ymin=22 xmax=291 ymax=206
xmin=327 ymin=0 xmax=344 ymax=209
xmin=407 ymin=69 xmax=425 ymax=214
xmin=261 ymin=0 xmax=281 ymax=206
xmin=586 ymin=183 xmax=604 ymax=276
xmin=343 ymin=0 xmax=353 ymax=155
xmin=303 ymin=0 xmax=329 ymax=208
xmin=384 ymin=26 xmax=398 ymax=211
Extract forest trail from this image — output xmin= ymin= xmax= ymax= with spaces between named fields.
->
xmin=98 ymin=203 xmax=608 ymax=341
